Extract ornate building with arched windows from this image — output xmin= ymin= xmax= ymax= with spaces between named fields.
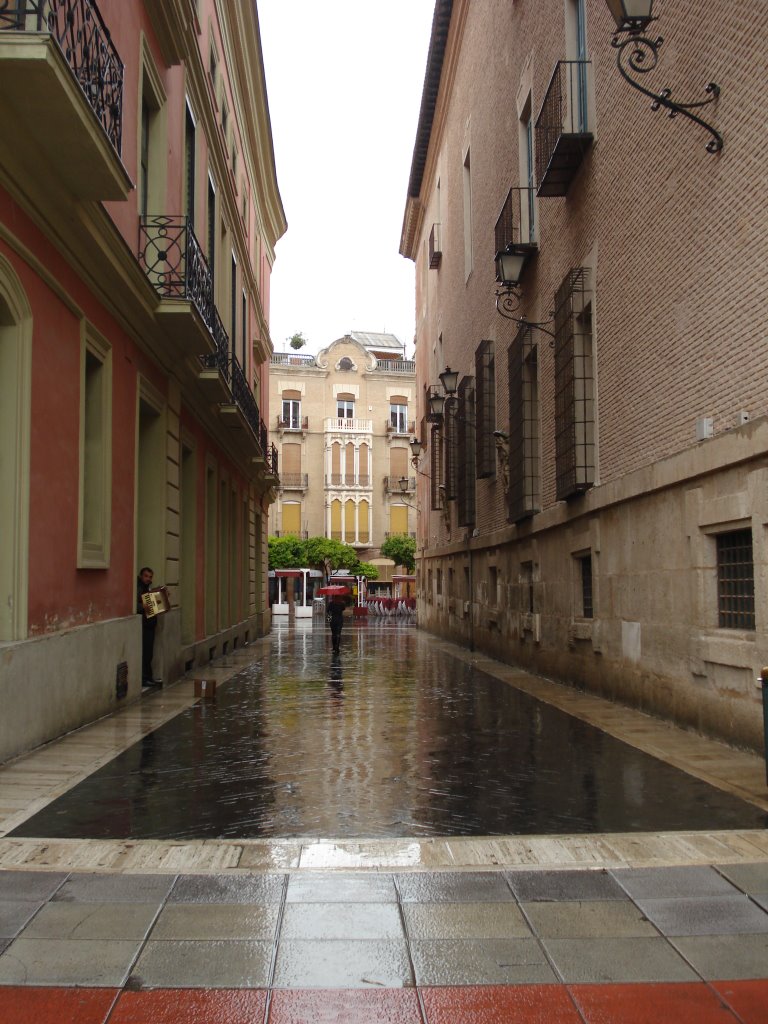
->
xmin=268 ymin=334 xmax=417 ymax=571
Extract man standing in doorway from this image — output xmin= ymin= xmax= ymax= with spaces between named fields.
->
xmin=137 ymin=566 xmax=162 ymax=688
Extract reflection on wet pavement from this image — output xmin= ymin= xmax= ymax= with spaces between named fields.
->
xmin=11 ymin=623 xmax=767 ymax=840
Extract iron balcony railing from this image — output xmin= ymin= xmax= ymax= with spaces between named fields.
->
xmin=270 ymin=352 xmax=316 ymax=366
xmin=139 ymin=215 xmax=219 ymax=333
xmin=230 ymin=356 xmax=262 ymax=443
xmin=494 ymin=187 xmax=538 ymax=260
xmin=268 ymin=443 xmax=278 ymax=476
xmin=384 ymin=476 xmax=416 ymax=493
xmin=535 ymin=60 xmax=593 ymax=197
xmin=279 ymin=473 xmax=308 ymax=490
xmin=199 ymin=306 xmax=231 ymax=386
xmin=277 ymin=415 xmax=308 ymax=430
xmin=429 ymin=223 xmax=442 ymax=268
xmin=386 ymin=418 xmax=416 ymax=434
xmin=2 ymin=0 xmax=124 ymax=153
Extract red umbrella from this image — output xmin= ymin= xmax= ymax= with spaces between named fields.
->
xmin=317 ymin=585 xmax=350 ymax=596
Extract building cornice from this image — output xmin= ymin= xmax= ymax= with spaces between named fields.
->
xmin=399 ymin=0 xmax=469 ymax=260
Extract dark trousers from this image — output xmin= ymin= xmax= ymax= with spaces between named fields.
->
xmin=330 ymin=625 xmax=342 ymax=652
xmin=141 ymin=618 xmax=156 ymax=682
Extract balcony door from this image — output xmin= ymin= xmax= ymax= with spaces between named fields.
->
xmin=570 ymin=0 xmax=589 ymax=132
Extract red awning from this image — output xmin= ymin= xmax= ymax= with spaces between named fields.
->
xmin=275 ymin=570 xmax=302 ymax=578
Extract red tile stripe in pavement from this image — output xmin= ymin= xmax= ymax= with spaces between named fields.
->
xmin=0 ymin=981 xmax=766 ymax=1023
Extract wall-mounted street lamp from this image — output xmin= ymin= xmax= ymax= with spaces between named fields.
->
xmin=605 ymin=0 xmax=723 ymax=153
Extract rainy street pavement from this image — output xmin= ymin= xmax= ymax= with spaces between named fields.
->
xmin=0 ymin=622 xmax=767 ymax=1022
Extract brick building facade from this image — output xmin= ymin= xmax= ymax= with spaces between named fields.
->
xmin=400 ymin=0 xmax=768 ymax=749
xmin=0 ymin=0 xmax=284 ymax=761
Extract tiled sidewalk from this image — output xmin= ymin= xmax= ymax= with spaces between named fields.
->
xmin=0 ymin=865 xmax=767 ymax=1022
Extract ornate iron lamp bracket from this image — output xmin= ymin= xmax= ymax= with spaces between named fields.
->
xmin=496 ymin=288 xmax=556 ymax=341
xmin=611 ymin=30 xmax=723 ymax=153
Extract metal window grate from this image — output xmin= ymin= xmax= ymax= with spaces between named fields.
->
xmin=554 ymin=267 xmax=594 ymax=500
xmin=456 ymin=376 xmax=476 ymax=528
xmin=444 ymin=402 xmax=459 ymax=501
xmin=430 ymin=425 xmax=443 ymax=511
xmin=475 ymin=340 xmax=496 ymax=478
xmin=716 ymin=529 xmax=755 ymax=629
xmin=579 ymin=554 xmax=593 ymax=618
xmin=507 ymin=325 xmax=540 ymax=522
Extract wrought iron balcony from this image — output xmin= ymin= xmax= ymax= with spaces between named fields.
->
xmin=277 ymin=415 xmax=308 ymax=431
xmin=494 ymin=187 xmax=538 ymax=276
xmin=199 ymin=306 xmax=232 ymax=401
xmin=268 ymin=443 xmax=279 ymax=477
xmin=139 ymin=216 xmax=224 ymax=357
xmin=0 ymin=0 xmax=130 ymax=199
xmin=384 ymin=476 xmax=416 ymax=494
xmin=221 ymin=355 xmax=271 ymax=460
xmin=386 ymin=418 xmax=416 ymax=435
xmin=279 ymin=473 xmax=308 ymax=490
xmin=429 ymin=223 xmax=442 ymax=268
xmin=535 ymin=60 xmax=593 ymax=197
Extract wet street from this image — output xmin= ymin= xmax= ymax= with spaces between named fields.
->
xmin=12 ymin=622 xmax=766 ymax=841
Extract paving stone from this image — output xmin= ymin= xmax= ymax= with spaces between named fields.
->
xmin=280 ymin=901 xmax=405 ymax=940
xmin=613 ymin=866 xmax=741 ymax=899
xmin=715 ymin=862 xmax=768 ymax=895
xmin=268 ymin=988 xmax=423 ymax=1023
xmin=109 ymin=988 xmax=268 ymax=1024
xmin=569 ymin=981 xmax=743 ymax=1024
xmin=671 ymin=934 xmax=768 ymax=980
xmin=522 ymin=899 xmax=658 ymax=938
xmin=403 ymin=901 xmax=533 ymax=940
xmin=410 ymin=937 xmax=557 ymax=986
xmin=506 ymin=869 xmax=628 ymax=902
xmin=635 ymin=895 xmax=768 ymax=936
xmin=0 ymin=900 xmax=42 ymax=939
xmin=150 ymin=903 xmax=279 ymax=940
xmin=0 ymin=937 xmax=140 ymax=986
xmin=395 ymin=871 xmax=514 ymax=903
xmin=0 ymin=871 xmax=67 ymax=902
xmin=168 ymin=873 xmax=285 ymax=904
xmin=20 ymin=902 xmax=158 ymax=940
xmin=541 ymin=936 xmax=698 ymax=983
xmin=273 ymin=938 xmax=413 ymax=988
xmin=0 ymin=986 xmax=118 ymax=1024
xmin=129 ymin=939 xmax=274 ymax=988
xmin=420 ymin=984 xmax=583 ymax=1023
xmin=285 ymin=871 xmax=398 ymax=903
xmin=53 ymin=872 xmax=175 ymax=904
xmin=712 ymin=979 xmax=768 ymax=1023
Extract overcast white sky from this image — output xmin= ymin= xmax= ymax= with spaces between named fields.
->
xmin=258 ymin=0 xmax=436 ymax=358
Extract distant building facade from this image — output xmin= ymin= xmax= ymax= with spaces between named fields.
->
xmin=400 ymin=0 xmax=768 ymax=749
xmin=0 ymin=0 xmax=285 ymax=761
xmin=268 ymin=333 xmax=417 ymax=567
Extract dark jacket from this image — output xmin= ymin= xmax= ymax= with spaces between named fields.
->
xmin=327 ymin=601 xmax=345 ymax=631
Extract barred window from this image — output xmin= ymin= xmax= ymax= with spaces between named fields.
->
xmin=576 ymin=553 xmax=593 ymax=619
xmin=475 ymin=340 xmax=496 ymax=478
xmin=716 ymin=529 xmax=755 ymax=630
xmin=554 ymin=268 xmax=594 ymax=500
xmin=507 ymin=324 xmax=540 ymax=522
xmin=444 ymin=400 xmax=459 ymax=501
xmin=456 ymin=376 xmax=476 ymax=528
xmin=430 ymin=425 xmax=443 ymax=511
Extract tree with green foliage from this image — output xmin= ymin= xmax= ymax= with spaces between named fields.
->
xmin=356 ymin=561 xmax=380 ymax=581
xmin=268 ymin=534 xmax=308 ymax=569
xmin=304 ymin=537 xmax=360 ymax=579
xmin=380 ymin=534 xmax=416 ymax=573
xmin=288 ymin=331 xmax=307 ymax=351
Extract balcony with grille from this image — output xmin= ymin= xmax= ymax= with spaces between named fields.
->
xmin=279 ymin=473 xmax=308 ymax=492
xmin=535 ymin=60 xmax=593 ymax=198
xmin=277 ymin=414 xmax=308 ymax=433
xmin=0 ymin=0 xmax=131 ymax=200
xmin=220 ymin=355 xmax=271 ymax=461
xmin=494 ymin=187 xmax=538 ymax=280
xmin=139 ymin=215 xmax=226 ymax=362
xmin=386 ymin=418 xmax=416 ymax=437
xmin=429 ymin=223 xmax=442 ymax=268
xmin=384 ymin=476 xmax=416 ymax=494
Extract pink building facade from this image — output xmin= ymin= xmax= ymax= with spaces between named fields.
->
xmin=0 ymin=0 xmax=285 ymax=761
xmin=401 ymin=0 xmax=768 ymax=750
